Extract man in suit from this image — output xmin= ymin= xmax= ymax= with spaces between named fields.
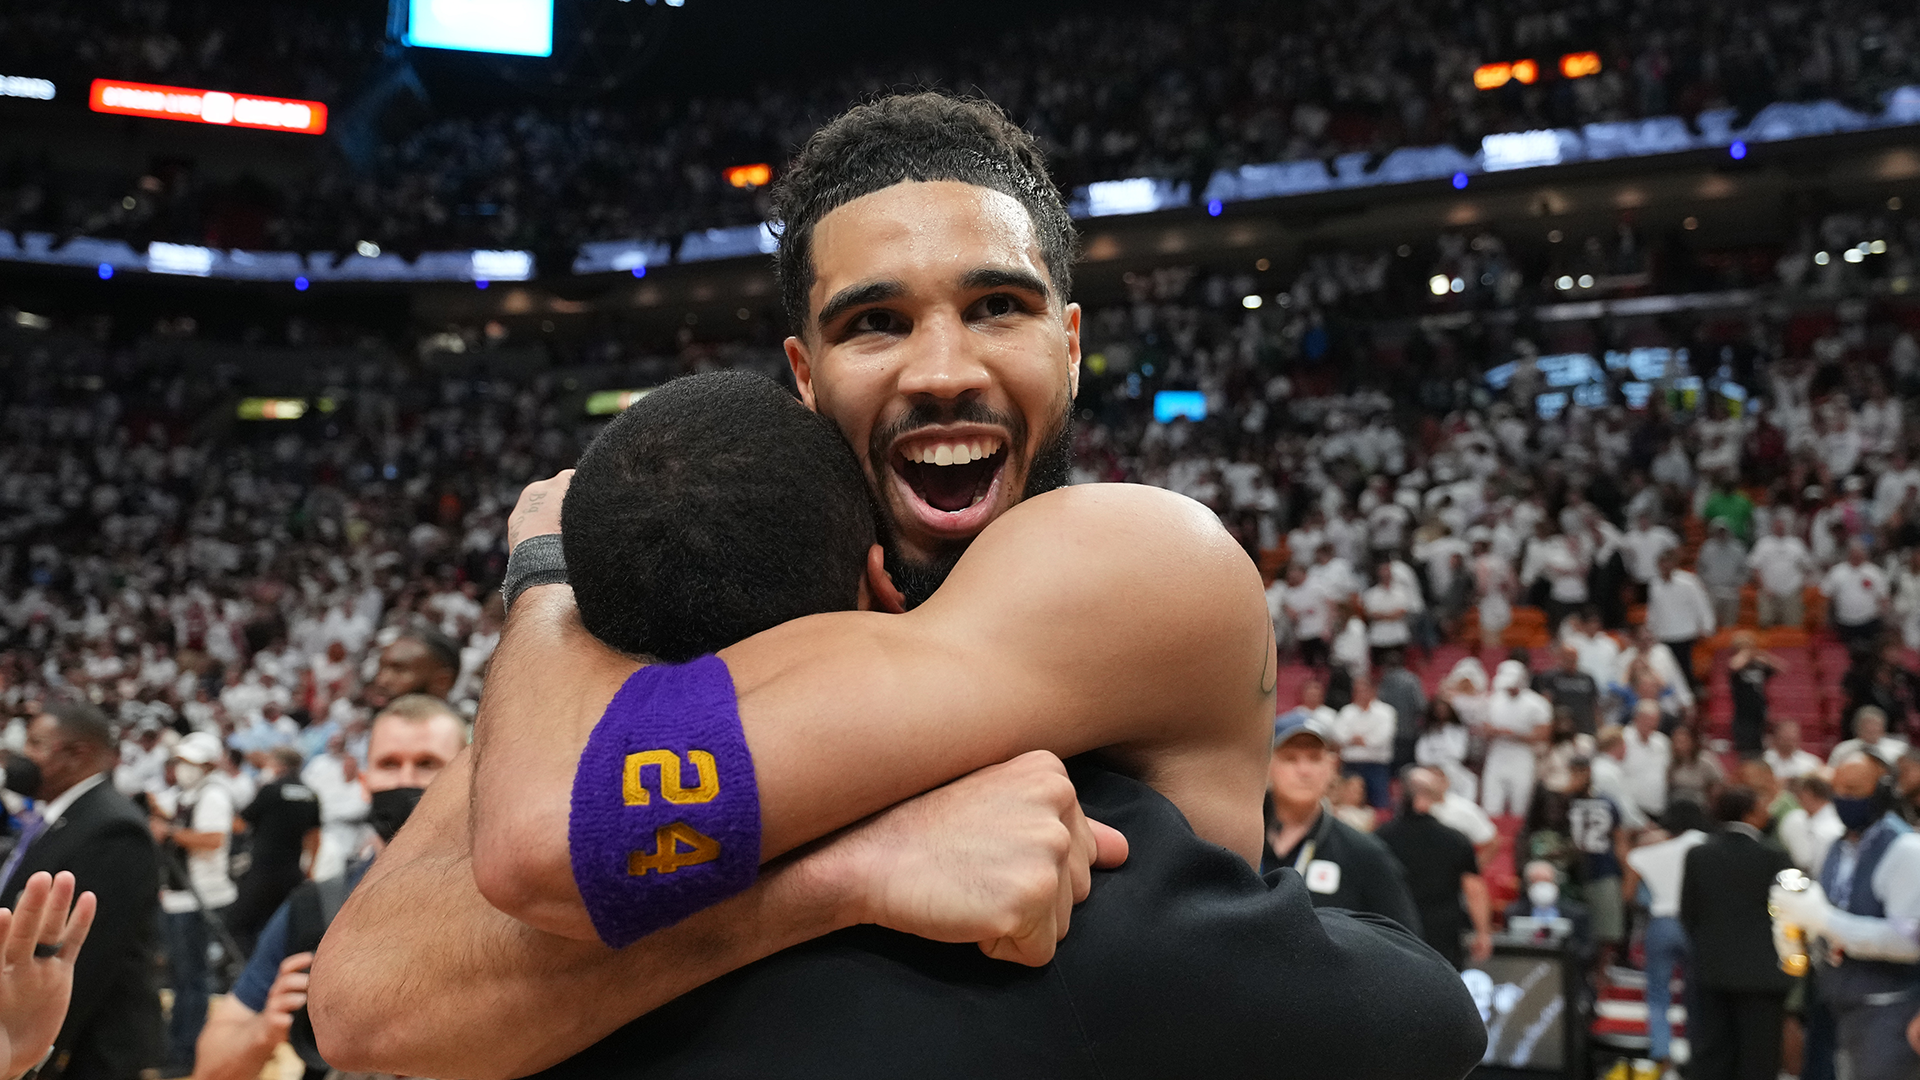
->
xmin=1 ymin=701 xmax=163 ymax=1080
xmin=1682 ymin=785 xmax=1795 ymax=1080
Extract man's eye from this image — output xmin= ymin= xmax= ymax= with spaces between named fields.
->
xmin=849 ymin=310 xmax=898 ymax=334
xmin=979 ymin=294 xmax=1021 ymax=318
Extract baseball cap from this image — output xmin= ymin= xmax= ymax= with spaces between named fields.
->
xmin=1273 ymin=707 xmax=1334 ymax=750
xmin=174 ymin=731 xmax=224 ymax=766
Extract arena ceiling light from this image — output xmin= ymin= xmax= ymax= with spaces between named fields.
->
xmin=88 ymin=79 xmax=328 ymax=134
xmin=723 ymin=163 xmax=772 ymax=189
xmin=1560 ymin=52 xmax=1603 ymax=79
xmin=0 ymin=75 xmax=56 ymax=100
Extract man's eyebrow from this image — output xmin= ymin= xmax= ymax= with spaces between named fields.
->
xmin=960 ymin=266 xmax=1051 ymax=299
xmin=816 ymin=279 xmax=906 ymax=332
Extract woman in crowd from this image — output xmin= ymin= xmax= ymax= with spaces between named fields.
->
xmin=1414 ymin=697 xmax=1478 ymax=803
xmin=1666 ymin=724 xmax=1726 ymax=809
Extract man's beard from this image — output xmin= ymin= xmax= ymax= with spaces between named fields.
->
xmin=877 ymin=403 xmax=1074 ymax=609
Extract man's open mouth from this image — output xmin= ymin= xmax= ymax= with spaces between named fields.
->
xmin=889 ymin=432 xmax=1009 ymax=536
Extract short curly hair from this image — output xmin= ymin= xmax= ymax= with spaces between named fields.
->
xmin=769 ymin=92 xmax=1076 ymax=337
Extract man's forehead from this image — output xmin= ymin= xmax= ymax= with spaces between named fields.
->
xmin=808 ymin=180 xmax=1050 ymax=313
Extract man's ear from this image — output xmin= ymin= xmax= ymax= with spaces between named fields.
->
xmin=1063 ymin=301 xmax=1082 ymax=401
xmin=785 ymin=336 xmax=818 ymax=410
xmin=865 ymin=544 xmax=907 ymax=614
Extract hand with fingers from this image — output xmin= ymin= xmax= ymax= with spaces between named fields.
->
xmin=819 ymin=749 xmax=1129 ymax=967
xmin=0 ymin=871 xmax=97 ymax=1080
xmin=258 ymin=953 xmax=316 ymax=1042
xmin=507 ymin=470 xmax=573 ymax=550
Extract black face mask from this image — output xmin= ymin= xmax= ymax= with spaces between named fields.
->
xmin=367 ymin=786 xmax=426 ymax=843
xmin=2 ymin=756 xmax=42 ymax=800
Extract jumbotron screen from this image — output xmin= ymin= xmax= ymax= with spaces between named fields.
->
xmin=406 ymin=0 xmax=554 ymax=57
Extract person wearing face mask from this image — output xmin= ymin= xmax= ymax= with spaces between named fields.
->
xmin=192 ymin=694 xmax=466 ymax=1080
xmin=1505 ymin=860 xmax=1594 ymax=966
xmin=1768 ymin=753 xmax=1920 ymax=1080
xmin=151 ymin=731 xmax=238 ymax=1077
xmin=1 ymin=700 xmax=163 ymax=1080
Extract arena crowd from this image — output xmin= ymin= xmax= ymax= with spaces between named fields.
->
xmin=4 ymin=0 xmax=1920 ymax=253
xmin=3 ymin=182 xmax=1920 ymax=1080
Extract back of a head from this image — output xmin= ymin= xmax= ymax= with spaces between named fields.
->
xmin=564 ymin=372 xmax=876 ymax=662
xmin=1714 ymin=784 xmax=1759 ymax=825
xmin=45 ymin=698 xmax=114 ymax=752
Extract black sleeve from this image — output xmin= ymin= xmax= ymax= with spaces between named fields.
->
xmin=1059 ymin=858 xmax=1484 ymax=1080
xmin=241 ymin=787 xmax=270 ymax=827
xmin=1455 ymin=832 xmax=1481 ymax=881
xmin=60 ymin=822 xmax=161 ymax=1040
xmin=1361 ymin=839 xmax=1426 ymax=938
xmin=1679 ymin=847 xmax=1702 ymax=933
xmin=293 ymin=797 xmax=322 ymax=833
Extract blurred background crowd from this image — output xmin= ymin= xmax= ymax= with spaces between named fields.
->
xmin=3 ymin=0 xmax=1920 ymax=1077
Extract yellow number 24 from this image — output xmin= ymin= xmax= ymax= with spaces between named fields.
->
xmin=623 ymin=749 xmax=720 ymax=806
xmin=628 ymin=822 xmax=721 ymax=877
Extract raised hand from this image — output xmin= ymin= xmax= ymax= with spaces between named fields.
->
xmin=507 ymin=470 xmax=574 ymax=550
xmin=0 ymin=872 xmax=97 ymax=1080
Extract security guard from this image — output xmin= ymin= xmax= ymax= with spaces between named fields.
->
xmin=1261 ymin=709 xmax=1423 ymax=934
xmin=1771 ymin=753 xmax=1920 ymax=1080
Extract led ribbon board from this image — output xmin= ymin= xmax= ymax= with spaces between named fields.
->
xmin=89 ymin=79 xmax=327 ymax=134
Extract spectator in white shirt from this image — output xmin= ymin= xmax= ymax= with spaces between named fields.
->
xmin=1482 ymin=660 xmax=1551 ymax=818
xmin=1563 ymin=610 xmax=1623 ymax=691
xmin=1694 ymin=519 xmax=1748 ymax=629
xmin=1623 ymin=802 xmax=1712 ymax=1071
xmin=1621 ymin=701 xmax=1675 ymax=817
xmin=1747 ymin=515 xmax=1816 ymax=628
xmin=1416 ymin=697 xmax=1478 ymax=803
xmin=1645 ymin=551 xmax=1716 ymax=696
xmin=1893 ymin=547 xmax=1920 ymax=652
xmin=1616 ymin=623 xmax=1698 ymax=714
xmin=1829 ymin=706 xmax=1912 ymax=766
xmin=1362 ymin=561 xmax=1415 ymax=652
xmin=1621 ymin=512 xmax=1681 ymax=590
xmin=1777 ymin=773 xmax=1846 ymax=872
xmin=1764 ymin=719 xmax=1826 ymax=780
xmin=1280 ymin=564 xmax=1335 ymax=669
xmin=1821 ymin=540 xmax=1891 ymax=651
xmin=1873 ymin=450 xmax=1920 ymax=524
xmin=1591 ymin=725 xmax=1651 ymax=830
xmin=1266 ymin=565 xmax=1298 ymax=654
xmin=1335 ymin=675 xmax=1398 ymax=809
xmin=1306 ymin=544 xmax=1361 ymax=605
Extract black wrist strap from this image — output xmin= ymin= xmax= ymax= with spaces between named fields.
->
xmin=503 ymin=533 xmax=568 ymax=613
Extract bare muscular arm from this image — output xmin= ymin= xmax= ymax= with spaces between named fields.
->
xmin=473 ymin=482 xmax=1274 ymax=939
xmin=313 ymin=744 xmax=1120 ymax=1079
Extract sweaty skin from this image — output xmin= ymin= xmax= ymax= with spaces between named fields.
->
xmin=313 ymin=177 xmax=1268 ymax=1076
xmin=470 ymin=483 xmax=1276 ymax=941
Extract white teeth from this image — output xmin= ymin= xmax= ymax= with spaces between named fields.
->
xmin=905 ymin=437 xmax=1004 ymax=465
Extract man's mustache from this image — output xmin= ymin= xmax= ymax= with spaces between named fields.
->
xmin=866 ymin=399 xmax=1029 ymax=471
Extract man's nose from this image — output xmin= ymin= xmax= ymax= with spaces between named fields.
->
xmin=894 ymin=311 xmax=991 ymax=402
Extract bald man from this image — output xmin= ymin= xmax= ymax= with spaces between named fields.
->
xmin=1771 ymin=754 xmax=1920 ymax=1080
xmin=1376 ymin=767 xmax=1492 ymax=969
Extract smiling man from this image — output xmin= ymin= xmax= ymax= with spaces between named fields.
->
xmin=310 ymin=93 xmax=1481 ymax=1079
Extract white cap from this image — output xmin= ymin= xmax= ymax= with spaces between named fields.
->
xmin=1493 ymin=659 xmax=1530 ymax=691
xmin=174 ymin=731 xmax=224 ymax=766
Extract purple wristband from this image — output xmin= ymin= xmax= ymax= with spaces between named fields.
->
xmin=568 ymin=654 xmax=761 ymax=948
